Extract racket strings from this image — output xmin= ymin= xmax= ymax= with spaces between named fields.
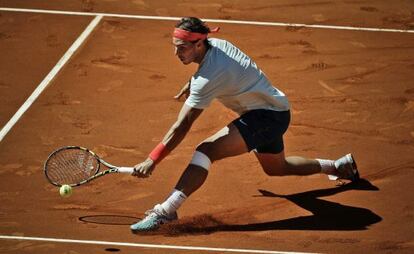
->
xmin=46 ymin=148 xmax=99 ymax=185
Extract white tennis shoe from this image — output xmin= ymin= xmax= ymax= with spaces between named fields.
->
xmin=328 ymin=153 xmax=359 ymax=181
xmin=130 ymin=204 xmax=177 ymax=233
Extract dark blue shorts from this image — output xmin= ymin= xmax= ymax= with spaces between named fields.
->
xmin=232 ymin=109 xmax=290 ymax=154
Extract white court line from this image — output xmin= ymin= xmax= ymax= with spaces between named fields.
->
xmin=0 ymin=15 xmax=103 ymax=142
xmin=0 ymin=235 xmax=319 ymax=254
xmin=1 ymin=7 xmax=414 ymax=33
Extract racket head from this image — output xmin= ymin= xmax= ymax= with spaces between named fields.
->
xmin=44 ymin=146 xmax=100 ymax=187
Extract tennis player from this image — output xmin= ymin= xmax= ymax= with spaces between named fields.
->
xmin=130 ymin=17 xmax=359 ymax=232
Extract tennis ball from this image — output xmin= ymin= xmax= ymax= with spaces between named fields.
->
xmin=59 ymin=184 xmax=73 ymax=197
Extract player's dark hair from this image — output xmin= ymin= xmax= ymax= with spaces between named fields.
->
xmin=175 ymin=17 xmax=211 ymax=48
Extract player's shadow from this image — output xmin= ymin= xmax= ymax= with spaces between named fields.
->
xmin=247 ymin=179 xmax=381 ymax=231
xmin=158 ymin=178 xmax=382 ymax=235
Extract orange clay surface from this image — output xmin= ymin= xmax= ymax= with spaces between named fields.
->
xmin=0 ymin=1 xmax=413 ymax=253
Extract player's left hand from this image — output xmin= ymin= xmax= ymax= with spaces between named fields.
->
xmin=132 ymin=158 xmax=155 ymax=178
xmin=174 ymin=81 xmax=190 ymax=100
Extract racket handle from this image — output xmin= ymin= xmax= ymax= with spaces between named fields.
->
xmin=117 ymin=167 xmax=135 ymax=174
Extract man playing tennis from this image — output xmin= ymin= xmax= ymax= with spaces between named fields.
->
xmin=130 ymin=17 xmax=359 ymax=232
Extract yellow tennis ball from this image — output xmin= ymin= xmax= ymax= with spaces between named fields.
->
xmin=59 ymin=184 xmax=73 ymax=197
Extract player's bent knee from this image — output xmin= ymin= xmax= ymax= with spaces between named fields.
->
xmin=190 ymin=151 xmax=212 ymax=171
xmin=196 ymin=142 xmax=222 ymax=162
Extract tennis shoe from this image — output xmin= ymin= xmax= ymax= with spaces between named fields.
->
xmin=130 ymin=204 xmax=177 ymax=233
xmin=328 ymin=153 xmax=359 ymax=182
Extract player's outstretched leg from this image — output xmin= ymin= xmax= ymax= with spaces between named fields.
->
xmin=255 ymin=151 xmax=359 ymax=181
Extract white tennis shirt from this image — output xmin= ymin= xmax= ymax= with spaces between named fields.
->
xmin=185 ymin=38 xmax=290 ymax=115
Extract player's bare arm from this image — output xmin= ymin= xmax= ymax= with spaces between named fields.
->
xmin=133 ymin=103 xmax=203 ymax=178
xmin=163 ymin=103 xmax=203 ymax=149
xmin=174 ymin=81 xmax=191 ymax=100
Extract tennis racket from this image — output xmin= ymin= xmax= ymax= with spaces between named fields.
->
xmin=44 ymin=146 xmax=134 ymax=187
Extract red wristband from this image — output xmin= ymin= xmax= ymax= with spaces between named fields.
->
xmin=149 ymin=143 xmax=167 ymax=163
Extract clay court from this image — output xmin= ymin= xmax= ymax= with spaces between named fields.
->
xmin=0 ymin=1 xmax=414 ymax=253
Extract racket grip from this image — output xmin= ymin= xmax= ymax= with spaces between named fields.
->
xmin=117 ymin=167 xmax=135 ymax=174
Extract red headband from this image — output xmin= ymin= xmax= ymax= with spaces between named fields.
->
xmin=173 ymin=27 xmax=220 ymax=42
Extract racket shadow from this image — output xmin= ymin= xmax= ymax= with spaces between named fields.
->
xmin=79 ymin=214 xmax=141 ymax=226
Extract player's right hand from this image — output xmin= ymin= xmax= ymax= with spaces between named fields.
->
xmin=132 ymin=158 xmax=155 ymax=178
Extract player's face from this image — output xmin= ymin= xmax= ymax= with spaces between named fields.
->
xmin=173 ymin=38 xmax=199 ymax=65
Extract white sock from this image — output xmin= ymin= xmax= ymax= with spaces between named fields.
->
xmin=316 ymin=159 xmax=335 ymax=173
xmin=160 ymin=189 xmax=187 ymax=215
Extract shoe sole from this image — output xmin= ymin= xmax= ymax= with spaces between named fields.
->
xmin=130 ymin=222 xmax=163 ymax=233
xmin=130 ymin=215 xmax=177 ymax=234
